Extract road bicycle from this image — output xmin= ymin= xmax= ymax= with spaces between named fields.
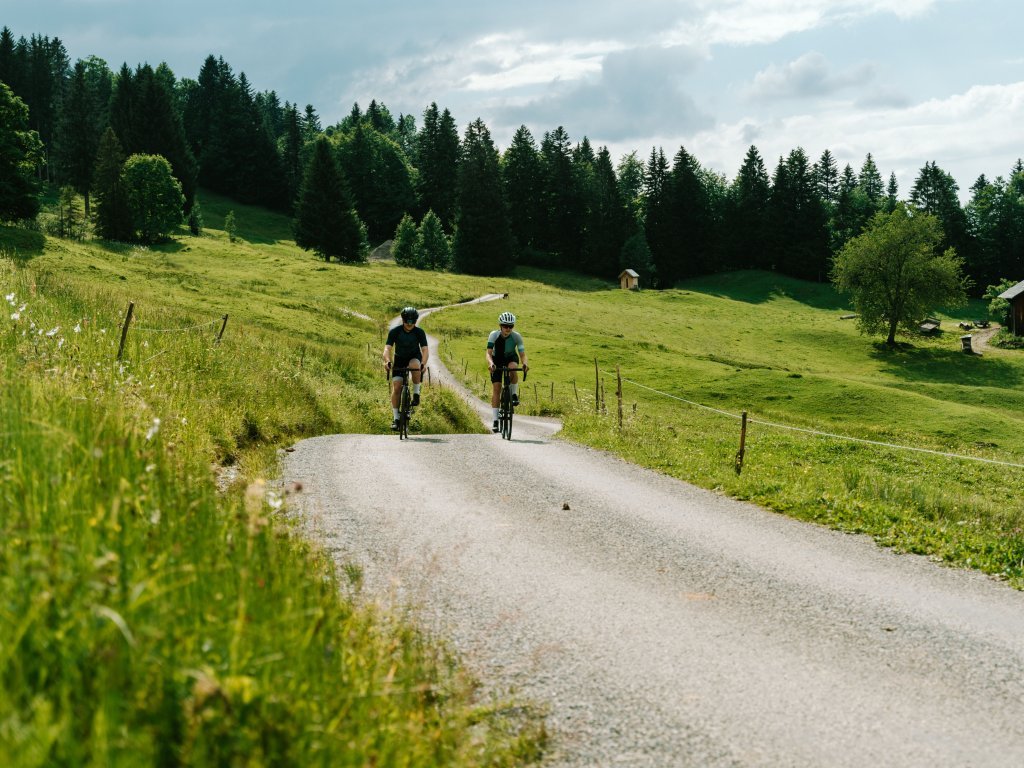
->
xmin=387 ymin=365 xmax=419 ymax=440
xmin=495 ymin=365 xmax=527 ymax=440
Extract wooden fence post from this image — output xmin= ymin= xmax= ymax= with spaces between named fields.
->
xmin=616 ymin=366 xmax=623 ymax=429
xmin=116 ymin=301 xmax=134 ymax=361
xmin=594 ymin=358 xmax=599 ymax=413
xmin=573 ymin=379 xmax=580 ymax=404
xmin=735 ymin=411 xmax=748 ymax=474
xmin=216 ymin=314 xmax=229 ymax=344
xmin=550 ymin=381 xmax=554 ymax=401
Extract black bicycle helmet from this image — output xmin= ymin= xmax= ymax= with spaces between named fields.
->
xmin=401 ymin=306 xmax=419 ymax=323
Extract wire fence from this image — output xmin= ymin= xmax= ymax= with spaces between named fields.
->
xmin=599 ymin=367 xmax=1024 ymax=471
xmin=116 ymin=301 xmax=229 ymax=361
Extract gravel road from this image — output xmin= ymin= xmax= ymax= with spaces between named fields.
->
xmin=282 ymin=316 xmax=1024 ymax=767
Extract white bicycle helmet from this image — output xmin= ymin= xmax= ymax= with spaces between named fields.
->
xmin=498 ymin=311 xmax=516 ymax=326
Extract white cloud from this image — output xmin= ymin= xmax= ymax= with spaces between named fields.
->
xmin=688 ymin=80 xmax=1024 ymax=198
xmin=747 ymin=51 xmax=874 ymax=99
xmin=665 ymin=0 xmax=940 ymax=47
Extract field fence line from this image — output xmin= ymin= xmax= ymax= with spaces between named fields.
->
xmin=132 ymin=317 xmax=222 ymax=333
xmin=601 ymin=368 xmax=1024 ymax=470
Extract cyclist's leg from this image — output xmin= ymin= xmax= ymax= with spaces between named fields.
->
xmin=507 ymin=359 xmax=520 ymax=405
xmin=490 ymin=367 xmax=502 ymax=431
xmin=409 ymin=358 xmax=422 ymax=406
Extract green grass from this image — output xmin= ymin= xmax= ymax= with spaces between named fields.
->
xmin=6 ymin=188 xmax=1024 ymax=763
xmin=0 ymin=196 xmax=546 ymax=766
xmin=430 ymin=270 xmax=1024 ymax=585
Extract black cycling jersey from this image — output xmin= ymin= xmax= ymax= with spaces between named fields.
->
xmin=386 ymin=324 xmax=428 ymax=362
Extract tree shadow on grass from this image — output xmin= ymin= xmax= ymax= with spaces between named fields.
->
xmin=0 ymin=225 xmax=45 ymax=261
xmin=869 ymin=340 xmax=1024 ymax=387
xmin=682 ymin=270 xmax=849 ymax=312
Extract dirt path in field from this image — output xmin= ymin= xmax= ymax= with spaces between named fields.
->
xmin=282 ymin=301 xmax=1024 ymax=767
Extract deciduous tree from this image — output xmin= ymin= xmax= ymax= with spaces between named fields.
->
xmin=831 ymin=203 xmax=969 ymax=345
xmin=121 ymin=153 xmax=184 ymax=243
xmin=0 ymin=81 xmax=42 ymax=221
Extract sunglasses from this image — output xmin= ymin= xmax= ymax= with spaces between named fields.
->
xmin=500 ymin=324 xmax=514 ymax=329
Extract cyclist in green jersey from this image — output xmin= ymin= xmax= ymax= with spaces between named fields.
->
xmin=383 ymin=306 xmax=429 ymax=430
xmin=485 ymin=311 xmax=528 ymax=433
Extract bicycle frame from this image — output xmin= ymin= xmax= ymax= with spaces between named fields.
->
xmin=494 ymin=366 xmax=527 ymax=440
xmin=387 ymin=365 xmax=416 ymax=440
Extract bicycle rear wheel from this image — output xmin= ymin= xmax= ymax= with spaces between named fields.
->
xmin=398 ymin=384 xmax=411 ymax=439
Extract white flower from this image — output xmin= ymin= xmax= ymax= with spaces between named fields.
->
xmin=57 ymin=338 xmax=65 ymax=349
xmin=145 ymin=417 xmax=161 ymax=441
xmin=4 ymin=293 xmax=14 ymax=305
xmin=73 ymin=323 xmax=82 ymax=333
xmin=46 ymin=326 xmax=59 ymax=337
xmin=266 ymin=491 xmax=283 ymax=511
xmin=9 ymin=311 xmax=19 ymax=321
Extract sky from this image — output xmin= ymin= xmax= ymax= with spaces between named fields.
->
xmin=5 ymin=0 xmax=1024 ymax=200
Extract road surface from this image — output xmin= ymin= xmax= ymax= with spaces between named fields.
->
xmin=282 ymin=313 xmax=1024 ymax=767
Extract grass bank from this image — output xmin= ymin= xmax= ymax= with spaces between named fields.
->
xmin=0 ymin=195 xmax=545 ymax=765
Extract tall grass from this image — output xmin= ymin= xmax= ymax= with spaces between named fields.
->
xmin=0 ymin=247 xmax=544 ymax=764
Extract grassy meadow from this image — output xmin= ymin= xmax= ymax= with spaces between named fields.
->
xmin=0 ymin=193 xmax=545 ymax=766
xmin=5 ymin=187 xmax=1024 ymax=764
xmin=431 ymin=269 xmax=1024 ymax=585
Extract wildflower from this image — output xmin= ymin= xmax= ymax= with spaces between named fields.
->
xmin=266 ymin=491 xmax=283 ymax=511
xmin=145 ymin=418 xmax=161 ymax=441
xmin=46 ymin=326 xmax=59 ymax=337
xmin=9 ymin=311 xmax=19 ymax=321
xmin=4 ymin=292 xmax=14 ymax=304
xmin=74 ymin=323 xmax=81 ymax=333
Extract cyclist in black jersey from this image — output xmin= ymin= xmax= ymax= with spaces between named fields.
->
xmin=382 ymin=307 xmax=429 ymax=430
xmin=486 ymin=311 xmax=528 ymax=433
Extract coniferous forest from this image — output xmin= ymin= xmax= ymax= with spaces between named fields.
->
xmin=2 ymin=26 xmax=1024 ymax=291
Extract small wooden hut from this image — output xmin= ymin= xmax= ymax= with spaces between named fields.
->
xmin=619 ymin=269 xmax=640 ymax=291
xmin=998 ymin=279 xmax=1024 ymax=335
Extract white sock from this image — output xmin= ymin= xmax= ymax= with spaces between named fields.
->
xmin=510 ymin=384 xmax=519 ymax=396
xmin=393 ymin=408 xmax=400 ymax=419
xmin=414 ymin=384 xmax=421 ymax=394
xmin=492 ymin=408 xmax=499 ymax=420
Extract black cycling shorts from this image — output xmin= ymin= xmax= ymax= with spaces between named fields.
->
xmin=490 ymin=357 xmax=520 ymax=384
xmin=392 ymin=356 xmax=422 ymax=380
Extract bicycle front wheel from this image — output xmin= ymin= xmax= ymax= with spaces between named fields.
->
xmin=499 ymin=387 xmax=512 ymax=440
xmin=399 ymin=385 xmax=411 ymax=439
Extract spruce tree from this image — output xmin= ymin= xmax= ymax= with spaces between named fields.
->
xmin=502 ymin=125 xmax=543 ymax=259
xmin=453 ymin=118 xmax=513 ymax=275
xmin=92 ymin=127 xmax=132 ymax=240
xmin=642 ymin=147 xmax=671 ymax=286
xmin=581 ymin=146 xmax=628 ymax=279
xmin=539 ymin=126 xmax=583 ymax=268
xmin=416 ymin=103 xmax=459 ymax=229
xmin=55 ymin=59 xmax=101 ymax=214
xmin=725 ymin=145 xmax=771 ymax=270
xmin=416 ymin=210 xmax=452 ymax=270
xmin=391 ymin=213 xmax=417 ymax=267
xmin=293 ymin=137 xmax=367 ymax=263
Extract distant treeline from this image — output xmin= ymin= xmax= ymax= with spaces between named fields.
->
xmin=2 ymin=26 xmax=1023 ymax=289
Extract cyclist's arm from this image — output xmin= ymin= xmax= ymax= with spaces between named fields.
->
xmin=515 ymin=333 xmax=527 ymax=370
xmin=382 ymin=342 xmax=393 ymax=367
xmin=485 ymin=334 xmax=497 ymax=370
xmin=419 ymin=343 xmax=429 ymax=369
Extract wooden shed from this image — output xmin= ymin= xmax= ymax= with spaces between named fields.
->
xmin=619 ymin=269 xmax=640 ymax=290
xmin=998 ymin=279 xmax=1024 ymax=335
